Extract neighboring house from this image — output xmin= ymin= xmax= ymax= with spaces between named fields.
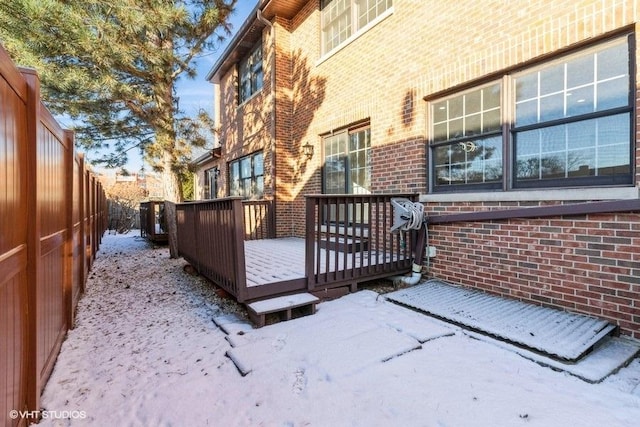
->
xmin=194 ymin=0 xmax=640 ymax=338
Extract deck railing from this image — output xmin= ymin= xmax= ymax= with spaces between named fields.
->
xmin=243 ymin=200 xmax=276 ymax=240
xmin=175 ymin=195 xmax=416 ymax=303
xmin=305 ymin=194 xmax=417 ymax=291
xmin=175 ymin=198 xmax=249 ymax=302
xmin=140 ymin=201 xmax=168 ymax=242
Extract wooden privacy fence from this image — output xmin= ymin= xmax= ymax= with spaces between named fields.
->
xmin=0 ymin=46 xmax=106 ymax=427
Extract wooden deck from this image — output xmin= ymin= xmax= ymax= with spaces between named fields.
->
xmin=140 ymin=201 xmax=168 ymax=243
xmin=245 ymin=238 xmax=306 ymax=287
xmin=245 ymin=237 xmax=409 ymax=287
xmin=175 ymin=194 xmax=417 ymax=304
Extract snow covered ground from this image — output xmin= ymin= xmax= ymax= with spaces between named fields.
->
xmin=38 ymin=232 xmax=640 ymax=427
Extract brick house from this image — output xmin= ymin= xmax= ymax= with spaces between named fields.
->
xmin=193 ymin=0 xmax=640 ymax=338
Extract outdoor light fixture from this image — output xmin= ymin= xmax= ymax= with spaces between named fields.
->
xmin=302 ymin=142 xmax=314 ymax=160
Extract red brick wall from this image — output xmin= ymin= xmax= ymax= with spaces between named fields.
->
xmin=283 ymin=0 xmax=640 ymax=232
xmin=211 ymin=0 xmax=640 ymax=336
xmin=214 ymin=0 xmax=639 ymax=218
xmin=426 ymin=202 xmax=640 ymax=338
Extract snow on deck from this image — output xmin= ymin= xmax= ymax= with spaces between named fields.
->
xmin=244 ymin=238 xmax=307 ymax=287
xmin=385 ymin=279 xmax=617 ymax=362
xmin=244 ymin=237 xmax=408 ymax=287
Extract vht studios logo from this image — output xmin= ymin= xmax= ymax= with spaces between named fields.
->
xmin=9 ymin=409 xmax=87 ymax=420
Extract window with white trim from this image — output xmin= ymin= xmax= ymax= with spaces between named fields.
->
xmin=429 ymin=35 xmax=633 ymax=192
xmin=323 ymin=126 xmax=371 ymax=194
xmin=321 ymin=0 xmax=392 ymax=55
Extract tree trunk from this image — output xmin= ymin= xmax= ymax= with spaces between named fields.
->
xmin=161 ymin=160 xmax=183 ymax=203
xmin=164 ymin=201 xmax=179 ymax=259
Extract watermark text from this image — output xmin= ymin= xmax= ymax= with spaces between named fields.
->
xmin=9 ymin=409 xmax=87 ymax=420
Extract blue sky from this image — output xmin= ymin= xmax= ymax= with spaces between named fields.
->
xmin=175 ymin=1 xmax=258 ymax=119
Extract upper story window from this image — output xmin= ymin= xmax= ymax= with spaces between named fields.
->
xmin=230 ymin=152 xmax=264 ymax=199
xmin=323 ymin=125 xmax=371 ymax=194
xmin=239 ymin=42 xmax=263 ymax=103
xmin=321 ymin=0 xmax=392 ymax=55
xmin=429 ymin=35 xmax=633 ymax=192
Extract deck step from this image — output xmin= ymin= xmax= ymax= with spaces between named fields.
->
xmin=247 ymin=293 xmax=320 ymax=327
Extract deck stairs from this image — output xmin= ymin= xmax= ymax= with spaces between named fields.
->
xmin=247 ymin=293 xmax=319 ymax=327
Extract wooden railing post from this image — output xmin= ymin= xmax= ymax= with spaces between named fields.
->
xmin=232 ymin=198 xmax=248 ymax=302
xmin=305 ymin=196 xmax=316 ymax=291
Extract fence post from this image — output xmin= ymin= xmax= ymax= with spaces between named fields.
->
xmin=64 ymin=130 xmax=74 ymax=328
xmin=78 ymin=154 xmax=87 ymax=288
xmin=1 ymin=46 xmax=31 ymax=427
xmin=232 ymin=198 xmax=248 ymax=302
xmin=21 ymin=66 xmax=42 ymax=415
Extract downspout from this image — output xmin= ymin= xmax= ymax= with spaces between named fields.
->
xmin=256 ymin=9 xmax=277 ymax=235
xmin=389 ymin=227 xmax=426 ymax=287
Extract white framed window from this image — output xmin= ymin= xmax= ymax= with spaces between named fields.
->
xmin=323 ymin=125 xmax=371 ymax=194
xmin=321 ymin=0 xmax=392 ymax=55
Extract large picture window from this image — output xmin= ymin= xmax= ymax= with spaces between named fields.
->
xmin=239 ymin=42 xmax=263 ymax=103
xmin=229 ymin=152 xmax=264 ymax=199
xmin=321 ymin=0 xmax=392 ymax=55
xmin=429 ymin=35 xmax=633 ymax=192
xmin=513 ymin=38 xmax=631 ymax=187
xmin=323 ymin=126 xmax=371 ymax=194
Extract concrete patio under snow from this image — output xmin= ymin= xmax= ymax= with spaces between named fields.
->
xmin=37 ymin=232 xmax=640 ymax=427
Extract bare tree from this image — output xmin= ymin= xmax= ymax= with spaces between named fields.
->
xmin=106 ymin=181 xmax=149 ymax=233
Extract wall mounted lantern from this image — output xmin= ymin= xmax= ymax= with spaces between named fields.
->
xmin=302 ymin=142 xmax=314 ymax=160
